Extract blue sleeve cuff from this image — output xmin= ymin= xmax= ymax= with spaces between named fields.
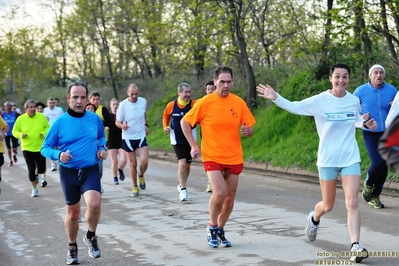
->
xmin=98 ymin=146 xmax=107 ymax=151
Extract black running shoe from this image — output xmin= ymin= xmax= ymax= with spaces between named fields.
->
xmin=118 ymin=169 xmax=125 ymax=181
xmin=218 ymin=229 xmax=232 ymax=247
xmin=41 ymin=180 xmax=47 ymax=187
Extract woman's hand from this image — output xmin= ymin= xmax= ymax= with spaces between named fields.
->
xmin=256 ymin=84 xmax=278 ymax=101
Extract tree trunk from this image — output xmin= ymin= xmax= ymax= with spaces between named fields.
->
xmin=315 ymin=0 xmax=333 ymax=80
xmin=226 ymin=0 xmax=257 ymax=108
xmin=381 ymin=0 xmax=398 ymax=62
xmin=353 ymin=0 xmax=372 ymax=68
xmin=96 ymin=0 xmax=118 ymax=99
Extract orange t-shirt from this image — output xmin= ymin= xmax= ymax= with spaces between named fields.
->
xmin=183 ymin=92 xmax=256 ymax=164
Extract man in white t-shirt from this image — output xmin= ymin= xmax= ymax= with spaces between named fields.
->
xmin=43 ymin=97 xmax=64 ymax=171
xmin=115 ymin=84 xmax=149 ymax=197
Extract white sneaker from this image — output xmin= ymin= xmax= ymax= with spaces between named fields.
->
xmin=206 ymin=183 xmax=212 ymax=193
xmin=350 ymin=243 xmax=369 ymax=263
xmin=177 ymin=184 xmax=181 ymax=192
xmin=51 ymin=163 xmax=57 ymax=172
xmin=31 ymin=189 xmax=38 ymax=197
xmin=179 ymin=189 xmax=188 ymax=202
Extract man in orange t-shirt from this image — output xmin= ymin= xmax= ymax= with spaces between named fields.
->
xmin=163 ymin=83 xmax=196 ymax=202
xmin=181 ymin=66 xmax=256 ymax=248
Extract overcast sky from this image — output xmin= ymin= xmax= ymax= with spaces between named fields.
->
xmin=0 ymin=0 xmax=54 ymax=30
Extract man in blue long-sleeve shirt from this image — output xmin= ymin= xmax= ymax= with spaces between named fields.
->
xmin=354 ymin=64 xmax=397 ymax=209
xmin=41 ymin=82 xmax=108 ymax=265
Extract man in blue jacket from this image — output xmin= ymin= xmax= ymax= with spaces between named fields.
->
xmin=41 ymin=82 xmax=108 ymax=265
xmin=354 ymin=64 xmax=397 ymax=209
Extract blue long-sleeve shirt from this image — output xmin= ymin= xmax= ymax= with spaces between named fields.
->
xmin=41 ymin=110 xmax=106 ymax=169
xmin=353 ymin=82 xmax=397 ymax=132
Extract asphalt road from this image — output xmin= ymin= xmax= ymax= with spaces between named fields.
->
xmin=0 ymin=152 xmax=398 ymax=266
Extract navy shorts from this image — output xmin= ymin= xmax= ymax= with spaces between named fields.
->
xmin=122 ymin=137 xmax=148 ymax=152
xmin=59 ymin=164 xmax=101 ymax=205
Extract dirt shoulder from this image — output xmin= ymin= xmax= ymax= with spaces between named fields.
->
xmin=149 ymin=150 xmax=399 ymax=198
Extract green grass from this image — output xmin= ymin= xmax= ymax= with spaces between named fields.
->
xmin=146 ymin=69 xmax=399 ymax=182
xmin=148 ymin=102 xmax=399 ymax=181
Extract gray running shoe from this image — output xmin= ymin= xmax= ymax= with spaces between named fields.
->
xmin=51 ymin=163 xmax=57 ymax=172
xmin=305 ymin=210 xmax=319 ymax=242
xmin=83 ymin=235 xmax=101 ymax=258
xmin=66 ymin=246 xmax=79 ymax=265
xmin=350 ymin=243 xmax=369 ymax=263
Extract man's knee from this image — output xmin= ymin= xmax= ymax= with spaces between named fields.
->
xmin=67 ymin=206 xmax=81 ymax=220
xmin=85 ymin=193 xmax=101 ymax=211
xmin=212 ymin=189 xmax=228 ymax=203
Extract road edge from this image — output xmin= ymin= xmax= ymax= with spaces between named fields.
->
xmin=149 ymin=150 xmax=399 ymax=198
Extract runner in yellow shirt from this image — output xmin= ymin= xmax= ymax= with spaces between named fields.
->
xmin=13 ymin=100 xmax=50 ymax=197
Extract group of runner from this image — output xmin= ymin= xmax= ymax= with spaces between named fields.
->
xmin=1 ymin=63 xmax=399 ymax=265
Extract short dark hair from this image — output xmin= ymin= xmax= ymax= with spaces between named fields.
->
xmin=89 ymin=91 xmax=101 ymax=99
xmin=205 ymin=80 xmax=214 ymax=88
xmin=36 ymin=102 xmax=46 ymax=109
xmin=329 ymin=63 xmax=350 ymax=77
xmin=67 ymin=82 xmax=88 ymax=97
xmin=214 ymin=66 xmax=233 ymax=79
